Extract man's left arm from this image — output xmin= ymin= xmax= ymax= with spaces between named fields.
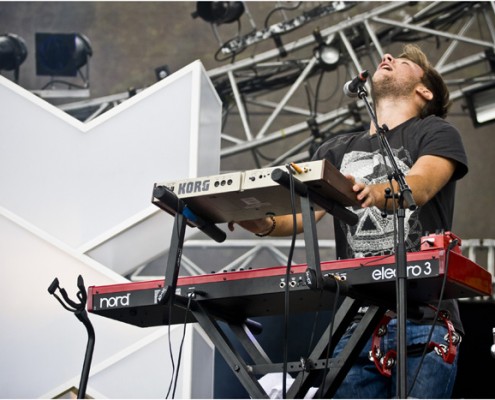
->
xmin=350 ymin=154 xmax=457 ymax=209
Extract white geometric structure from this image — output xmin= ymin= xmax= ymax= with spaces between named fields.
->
xmin=0 ymin=60 xmax=221 ymax=398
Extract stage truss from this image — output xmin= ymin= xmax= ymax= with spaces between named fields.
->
xmin=59 ymin=1 xmax=495 ymax=173
xmin=54 ymin=2 xmax=495 ymax=280
xmin=205 ymin=1 xmax=495 ymax=170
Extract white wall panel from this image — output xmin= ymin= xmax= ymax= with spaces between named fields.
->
xmin=0 ymin=60 xmax=221 ymax=398
xmin=0 ymin=60 xmax=221 ymax=249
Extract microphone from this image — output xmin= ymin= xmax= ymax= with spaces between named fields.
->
xmin=343 ymin=70 xmax=370 ymax=98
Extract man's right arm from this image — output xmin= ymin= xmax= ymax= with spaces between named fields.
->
xmin=228 ymin=211 xmax=327 ymax=237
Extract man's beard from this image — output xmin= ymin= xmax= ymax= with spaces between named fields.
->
xmin=371 ymin=75 xmax=418 ymax=102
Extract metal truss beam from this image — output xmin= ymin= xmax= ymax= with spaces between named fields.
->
xmin=57 ymin=2 xmax=495 ymax=170
xmin=206 ymin=1 xmax=495 ymax=169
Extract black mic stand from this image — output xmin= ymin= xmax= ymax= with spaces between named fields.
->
xmin=356 ymin=83 xmax=417 ymax=399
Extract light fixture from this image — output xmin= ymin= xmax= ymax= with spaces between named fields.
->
xmin=0 ymin=33 xmax=28 ymax=82
xmin=192 ymin=1 xmax=245 ymax=25
xmin=317 ymin=45 xmax=340 ymax=67
xmin=465 ymin=82 xmax=495 ymax=127
xmin=155 ymin=64 xmax=171 ymax=81
xmin=35 ymin=32 xmax=92 ymax=77
xmin=313 ymin=29 xmax=340 ymax=71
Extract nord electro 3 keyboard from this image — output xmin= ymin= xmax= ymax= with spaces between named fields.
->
xmin=152 ymin=159 xmax=360 ymax=223
xmin=88 ymin=245 xmax=493 ymax=328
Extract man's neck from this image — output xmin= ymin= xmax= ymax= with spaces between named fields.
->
xmin=370 ymin=97 xmax=419 ymax=135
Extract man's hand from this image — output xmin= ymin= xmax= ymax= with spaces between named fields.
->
xmin=345 ymin=174 xmax=378 ymax=208
xmin=344 ymin=154 xmax=457 ymax=210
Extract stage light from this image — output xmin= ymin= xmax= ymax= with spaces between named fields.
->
xmin=0 ymin=33 xmax=28 ymax=82
xmin=465 ymin=82 xmax=495 ymax=127
xmin=313 ymin=29 xmax=340 ymax=71
xmin=317 ymin=45 xmax=340 ymax=68
xmin=35 ymin=32 xmax=92 ymax=77
xmin=155 ymin=65 xmax=171 ymax=81
xmin=192 ymin=1 xmax=245 ymax=25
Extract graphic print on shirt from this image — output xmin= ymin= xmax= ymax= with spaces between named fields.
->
xmin=339 ymin=147 xmax=421 ymax=258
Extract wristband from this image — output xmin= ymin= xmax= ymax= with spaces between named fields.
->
xmin=255 ymin=215 xmax=276 ymax=237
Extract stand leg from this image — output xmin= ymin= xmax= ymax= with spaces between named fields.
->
xmin=191 ymin=302 xmax=270 ymax=399
xmin=396 ymin=208 xmax=408 ymax=398
xmin=229 ymin=323 xmax=273 ymax=365
xmin=157 ymin=212 xmax=187 ymax=306
xmin=287 ymin=297 xmax=386 ymax=398
xmin=319 ymin=303 xmax=386 ymax=398
xmin=76 ymin=310 xmax=95 ymax=399
xmin=300 ymin=195 xmax=324 ymax=289
xmin=191 ymin=296 xmax=385 ymax=399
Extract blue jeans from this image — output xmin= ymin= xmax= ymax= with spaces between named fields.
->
xmin=332 ymin=318 xmax=459 ymax=399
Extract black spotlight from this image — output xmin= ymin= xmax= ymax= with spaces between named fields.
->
xmin=36 ymin=32 xmax=92 ymax=77
xmin=0 ymin=33 xmax=28 ymax=82
xmin=155 ymin=64 xmax=171 ymax=81
xmin=192 ymin=1 xmax=245 ymax=24
xmin=313 ymin=29 xmax=340 ymax=71
xmin=316 ymin=45 xmax=340 ymax=68
xmin=464 ymin=82 xmax=495 ymax=127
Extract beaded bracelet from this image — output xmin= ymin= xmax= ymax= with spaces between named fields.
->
xmin=255 ymin=215 xmax=276 ymax=237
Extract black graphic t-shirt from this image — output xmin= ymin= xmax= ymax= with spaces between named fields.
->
xmin=312 ymin=115 xmax=468 ymax=331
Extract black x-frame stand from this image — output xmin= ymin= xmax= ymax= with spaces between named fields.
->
xmin=153 ymin=173 xmax=388 ymax=398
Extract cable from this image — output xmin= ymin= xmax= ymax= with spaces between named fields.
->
xmin=304 ymin=76 xmax=316 ymax=119
xmin=214 ymin=19 xmax=244 ymax=62
xmin=318 ymin=278 xmax=341 ymax=398
xmin=281 ymin=163 xmax=299 ymax=399
xmin=406 ymin=238 xmax=459 ymax=397
xmin=296 ymin=291 xmax=325 ymax=396
xmin=165 ymin=299 xmax=175 ymax=399
xmin=306 ymin=294 xmax=324 ymax=355
xmin=263 ymin=2 xmax=303 ymax=29
xmin=172 ymin=295 xmax=194 ymax=398
xmin=313 ymin=67 xmax=342 ymax=108
xmin=165 ymin=203 xmax=180 ymax=399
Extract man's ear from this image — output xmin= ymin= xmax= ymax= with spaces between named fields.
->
xmin=416 ymin=84 xmax=433 ymax=101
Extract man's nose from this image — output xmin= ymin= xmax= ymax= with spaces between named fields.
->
xmin=382 ymin=53 xmax=394 ymax=63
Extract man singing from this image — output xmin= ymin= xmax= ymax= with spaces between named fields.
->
xmin=229 ymin=44 xmax=467 ymax=398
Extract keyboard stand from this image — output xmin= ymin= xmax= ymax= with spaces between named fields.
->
xmin=153 ymin=170 xmax=386 ymax=398
xmin=190 ymin=296 xmax=386 ymax=398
